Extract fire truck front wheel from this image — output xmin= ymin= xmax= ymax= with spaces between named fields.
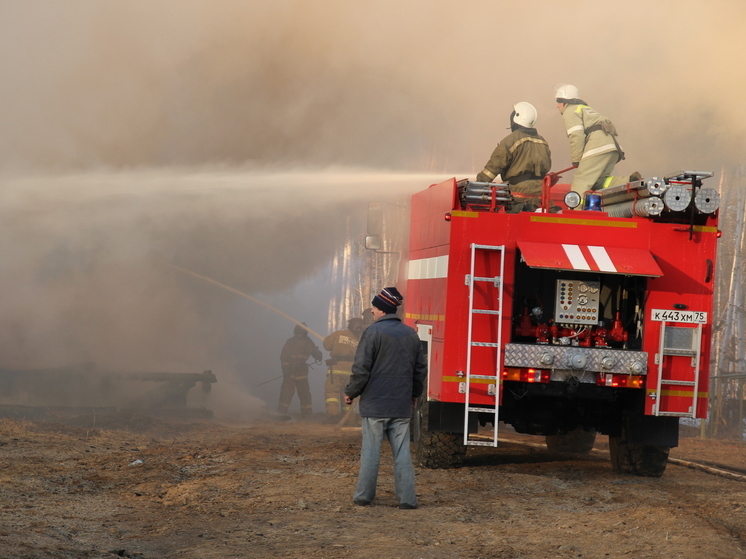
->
xmin=414 ymin=399 xmax=466 ymax=469
xmin=608 ymin=436 xmax=670 ymax=477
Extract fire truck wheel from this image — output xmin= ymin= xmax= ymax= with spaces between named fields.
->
xmin=608 ymin=436 xmax=670 ymax=477
xmin=414 ymin=399 xmax=466 ymax=469
xmin=545 ymin=427 xmax=597 ymax=455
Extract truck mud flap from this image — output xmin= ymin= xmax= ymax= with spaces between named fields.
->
xmin=427 ymin=401 xmax=478 ymax=434
xmin=623 ymin=415 xmax=679 ymax=447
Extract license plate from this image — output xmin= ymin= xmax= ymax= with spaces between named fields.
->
xmin=650 ymin=309 xmax=707 ymax=323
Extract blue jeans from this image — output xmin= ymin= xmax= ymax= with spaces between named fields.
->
xmin=353 ymin=417 xmax=417 ymax=507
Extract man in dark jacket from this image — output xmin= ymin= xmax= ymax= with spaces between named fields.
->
xmin=344 ymin=287 xmax=427 ymax=509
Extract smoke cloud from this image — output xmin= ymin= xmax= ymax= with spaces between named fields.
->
xmin=1 ymin=1 xmax=743 ymax=175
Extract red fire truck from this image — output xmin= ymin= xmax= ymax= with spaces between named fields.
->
xmin=403 ymin=171 xmax=720 ymax=476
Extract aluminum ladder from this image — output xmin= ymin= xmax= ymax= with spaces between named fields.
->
xmin=463 ymin=243 xmax=505 ymax=447
xmin=653 ymin=321 xmax=702 ymax=418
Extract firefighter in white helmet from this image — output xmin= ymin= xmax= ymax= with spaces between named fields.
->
xmin=555 ymin=85 xmax=637 ymax=200
xmin=476 ymin=102 xmax=552 ymax=212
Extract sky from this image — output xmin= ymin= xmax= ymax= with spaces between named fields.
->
xmin=0 ymin=0 xmax=743 ymax=415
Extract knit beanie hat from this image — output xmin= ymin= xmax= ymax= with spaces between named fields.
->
xmin=371 ymin=287 xmax=403 ymax=314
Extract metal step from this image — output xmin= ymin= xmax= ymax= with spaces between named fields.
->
xmin=466 ymin=440 xmax=497 ymax=447
xmin=472 ymin=276 xmax=501 ymax=283
xmin=660 ymin=379 xmax=696 ymax=386
xmin=468 ymin=407 xmax=496 ymax=413
xmin=657 ymin=410 xmax=694 ymax=417
xmin=471 ymin=342 xmax=499 ymax=347
xmin=472 ymin=309 xmax=501 ymax=315
xmin=468 ymin=374 xmax=497 ymax=380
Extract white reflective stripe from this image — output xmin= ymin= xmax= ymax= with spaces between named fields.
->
xmin=581 ymin=143 xmax=616 ymax=159
xmin=408 ymin=259 xmax=421 ymax=280
xmin=562 ymin=244 xmax=590 ymax=270
xmin=588 ymin=246 xmax=616 ymax=272
xmin=566 ymin=125 xmax=584 ymax=134
xmin=408 ymin=255 xmax=448 ymax=280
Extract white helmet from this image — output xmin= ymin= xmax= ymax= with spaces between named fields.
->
xmin=555 ymin=84 xmax=579 ymax=102
xmin=512 ymin=101 xmax=538 ymax=128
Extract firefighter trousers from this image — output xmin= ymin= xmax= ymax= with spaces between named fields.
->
xmin=325 ymin=369 xmax=351 ymax=416
xmin=571 ymin=151 xmax=620 ymax=194
xmin=277 ymin=373 xmax=313 ymax=416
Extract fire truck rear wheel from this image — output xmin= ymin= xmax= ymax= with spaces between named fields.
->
xmin=414 ymin=399 xmax=466 ymax=469
xmin=545 ymin=427 xmax=597 ymax=455
xmin=608 ymin=436 xmax=670 ymax=477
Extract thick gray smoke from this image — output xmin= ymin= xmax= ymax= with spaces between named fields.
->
xmin=1 ymin=1 xmax=744 ymax=175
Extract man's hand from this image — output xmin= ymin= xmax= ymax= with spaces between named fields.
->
xmin=344 ymin=395 xmax=354 ymax=405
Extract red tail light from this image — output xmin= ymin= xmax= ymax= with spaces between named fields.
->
xmin=502 ymin=368 xmax=551 ymax=383
xmin=596 ymin=373 xmax=644 ymax=388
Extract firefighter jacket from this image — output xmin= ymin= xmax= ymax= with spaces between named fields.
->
xmin=561 ymin=103 xmax=622 ymax=165
xmin=476 ymin=128 xmax=552 ymax=196
xmin=323 ymin=328 xmax=359 ymax=372
xmin=345 ymin=314 xmax=426 ymax=419
xmin=280 ymin=334 xmax=322 ymax=376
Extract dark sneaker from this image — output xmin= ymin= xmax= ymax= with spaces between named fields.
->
xmin=353 ymin=499 xmax=370 ymax=506
xmin=398 ymin=503 xmax=417 ymax=509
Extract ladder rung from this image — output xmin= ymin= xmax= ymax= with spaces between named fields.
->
xmin=472 ymin=276 xmax=501 ymax=283
xmin=660 ymin=380 xmax=696 ymax=386
xmin=661 ymin=349 xmax=697 ymax=356
xmin=467 ymin=374 xmax=497 ymax=380
xmin=468 ymin=407 xmax=496 ymax=413
xmin=466 ymin=440 xmax=497 ymax=447
xmin=473 ymin=244 xmax=504 ymax=250
xmin=471 ymin=342 xmax=499 ymax=347
xmin=657 ymin=411 xmax=694 ymax=417
xmin=472 ymin=309 xmax=501 ymax=315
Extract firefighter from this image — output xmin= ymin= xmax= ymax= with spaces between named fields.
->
xmin=323 ymin=317 xmax=364 ymax=419
xmin=555 ymin=84 xmax=636 ymax=199
xmin=476 ymin=101 xmax=552 ymax=213
xmin=277 ymin=323 xmax=322 ymax=417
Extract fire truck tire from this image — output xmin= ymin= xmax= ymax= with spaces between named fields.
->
xmin=414 ymin=400 xmax=466 ymax=469
xmin=545 ymin=427 xmax=597 ymax=455
xmin=608 ymin=436 xmax=670 ymax=477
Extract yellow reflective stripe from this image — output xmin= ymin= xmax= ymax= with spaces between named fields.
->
xmin=581 ymin=144 xmax=617 ymax=159
xmin=326 ymin=397 xmax=340 ymax=403
xmin=450 ymin=210 xmax=479 ymax=218
xmin=647 ymin=389 xmax=708 ymax=398
xmin=442 ymin=376 xmax=494 ymax=384
xmin=329 ymin=370 xmax=351 ymax=375
xmin=566 ymin=124 xmax=584 ymax=134
xmin=508 ymin=136 xmax=548 ymax=153
xmin=529 ymin=215 xmax=638 ymax=228
xmin=602 ymin=176 xmax=614 ymax=189
xmin=481 ymin=169 xmax=496 ymax=179
xmin=574 ymin=104 xmax=588 ymax=113
xmin=406 ymin=313 xmax=445 ymax=321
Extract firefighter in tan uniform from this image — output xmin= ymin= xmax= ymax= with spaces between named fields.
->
xmin=555 ymin=84 xmax=636 ymax=199
xmin=323 ymin=318 xmax=364 ymax=418
xmin=477 ymin=101 xmax=552 ymax=212
xmin=278 ymin=323 xmax=322 ymax=417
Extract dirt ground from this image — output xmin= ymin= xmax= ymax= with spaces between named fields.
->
xmin=2 ymin=413 xmax=746 ymax=559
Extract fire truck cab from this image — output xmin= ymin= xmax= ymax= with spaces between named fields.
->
xmin=404 ymin=172 xmax=719 ymax=476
